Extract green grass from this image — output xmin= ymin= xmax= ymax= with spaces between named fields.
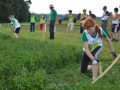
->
xmin=0 ymin=20 xmax=120 ymax=90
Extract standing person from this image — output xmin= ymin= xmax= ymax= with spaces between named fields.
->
xmin=48 ymin=16 xmax=57 ymax=34
xmin=66 ymin=10 xmax=74 ymax=37
xmin=30 ymin=12 xmax=37 ymax=32
xmin=80 ymin=9 xmax=88 ymax=34
xmin=89 ymin=10 xmax=96 ymax=20
xmin=49 ymin=4 xmax=57 ymax=39
xmin=101 ymin=6 xmax=110 ymax=38
xmin=110 ymin=8 xmax=119 ymax=41
xmin=117 ymin=15 xmax=120 ymax=38
xmin=8 ymin=15 xmax=21 ymax=38
xmin=40 ymin=13 xmax=46 ymax=41
xmin=80 ymin=17 xmax=117 ymax=80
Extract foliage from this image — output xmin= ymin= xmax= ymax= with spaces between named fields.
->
xmin=0 ymin=20 xmax=120 ymax=90
xmin=0 ymin=0 xmax=31 ymax=23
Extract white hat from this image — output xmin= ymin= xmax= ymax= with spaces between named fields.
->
xmin=49 ymin=4 xmax=54 ymax=8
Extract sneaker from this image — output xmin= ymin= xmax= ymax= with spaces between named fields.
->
xmin=92 ymin=77 xmax=97 ymax=80
xmin=112 ymin=39 xmax=115 ymax=41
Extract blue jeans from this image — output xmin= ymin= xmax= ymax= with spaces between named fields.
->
xmin=49 ymin=20 xmax=55 ymax=39
xmin=30 ymin=23 xmax=35 ymax=32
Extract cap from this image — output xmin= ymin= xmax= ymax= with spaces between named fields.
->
xmin=49 ymin=4 xmax=54 ymax=8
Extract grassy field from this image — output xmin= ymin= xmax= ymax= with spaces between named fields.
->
xmin=0 ymin=20 xmax=120 ymax=90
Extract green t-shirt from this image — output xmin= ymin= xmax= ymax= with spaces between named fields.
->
xmin=81 ymin=30 xmax=108 ymax=42
xmin=11 ymin=18 xmax=15 ymax=25
xmin=50 ymin=10 xmax=57 ymax=21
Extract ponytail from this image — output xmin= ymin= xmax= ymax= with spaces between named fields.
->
xmin=95 ymin=25 xmax=103 ymax=38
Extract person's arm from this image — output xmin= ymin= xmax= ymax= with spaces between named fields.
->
xmin=102 ymin=29 xmax=114 ymax=52
xmin=102 ymin=30 xmax=117 ymax=58
xmin=82 ymin=32 xmax=95 ymax=60
xmin=110 ymin=13 xmax=119 ymax=20
xmin=104 ymin=37 xmax=114 ymax=52
xmin=105 ymin=11 xmax=110 ymax=21
xmin=105 ymin=16 xmax=110 ymax=21
xmin=11 ymin=20 xmax=15 ymax=31
xmin=48 ymin=16 xmax=50 ymax=25
xmin=104 ymin=37 xmax=117 ymax=58
xmin=55 ymin=16 xmax=58 ymax=23
xmin=54 ymin=11 xmax=58 ymax=24
xmin=83 ymin=42 xmax=95 ymax=60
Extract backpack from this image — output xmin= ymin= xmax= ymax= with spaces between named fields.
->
xmin=73 ymin=17 xmax=76 ymax=23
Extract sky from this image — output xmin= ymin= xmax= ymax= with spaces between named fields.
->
xmin=30 ymin=0 xmax=120 ymax=16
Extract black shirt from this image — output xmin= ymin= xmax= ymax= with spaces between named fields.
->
xmin=89 ymin=14 xmax=96 ymax=19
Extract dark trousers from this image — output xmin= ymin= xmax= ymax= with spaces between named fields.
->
xmin=80 ymin=25 xmax=83 ymax=34
xmin=49 ymin=20 xmax=55 ymax=39
xmin=101 ymin=21 xmax=110 ymax=38
xmin=30 ymin=23 xmax=35 ymax=32
xmin=80 ymin=46 xmax=102 ymax=73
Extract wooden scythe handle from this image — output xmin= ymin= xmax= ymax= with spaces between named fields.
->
xmin=92 ymin=54 xmax=120 ymax=84
xmin=98 ymin=62 xmax=102 ymax=75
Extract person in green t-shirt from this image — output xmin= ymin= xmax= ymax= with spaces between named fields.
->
xmin=80 ymin=17 xmax=117 ymax=80
xmin=49 ymin=4 xmax=57 ymax=39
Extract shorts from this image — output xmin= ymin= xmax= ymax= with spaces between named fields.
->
xmin=54 ymin=25 xmax=56 ymax=32
xmin=80 ymin=46 xmax=102 ymax=73
xmin=112 ymin=24 xmax=118 ymax=32
xmin=116 ymin=24 xmax=120 ymax=31
xmin=15 ymin=27 xmax=20 ymax=33
xmin=40 ymin=23 xmax=45 ymax=30
xmin=68 ymin=23 xmax=74 ymax=30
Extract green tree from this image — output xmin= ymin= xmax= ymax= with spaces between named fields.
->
xmin=19 ymin=0 xmax=31 ymax=22
xmin=0 ymin=0 xmax=31 ymax=23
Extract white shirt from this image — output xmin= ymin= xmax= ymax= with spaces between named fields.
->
xmin=83 ymin=29 xmax=103 ymax=52
xmin=112 ymin=13 xmax=119 ymax=24
xmin=101 ymin=11 xmax=109 ymax=20
xmin=11 ymin=18 xmax=21 ymax=28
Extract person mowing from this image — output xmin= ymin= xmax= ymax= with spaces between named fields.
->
xmin=80 ymin=17 xmax=117 ymax=80
xmin=8 ymin=15 xmax=21 ymax=38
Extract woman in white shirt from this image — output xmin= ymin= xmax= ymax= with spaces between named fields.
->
xmin=110 ymin=8 xmax=119 ymax=41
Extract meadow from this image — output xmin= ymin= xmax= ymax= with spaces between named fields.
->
xmin=0 ymin=19 xmax=120 ymax=90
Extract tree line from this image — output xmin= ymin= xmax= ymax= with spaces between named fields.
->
xmin=0 ymin=0 xmax=31 ymax=23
